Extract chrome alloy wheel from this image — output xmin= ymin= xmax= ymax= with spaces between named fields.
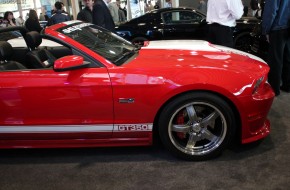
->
xmin=168 ymin=102 xmax=227 ymax=156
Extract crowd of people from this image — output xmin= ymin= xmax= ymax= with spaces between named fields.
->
xmin=76 ymin=0 xmax=127 ymax=32
xmin=0 ymin=0 xmax=129 ymax=34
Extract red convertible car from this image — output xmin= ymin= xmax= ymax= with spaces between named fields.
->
xmin=0 ymin=21 xmax=274 ymax=160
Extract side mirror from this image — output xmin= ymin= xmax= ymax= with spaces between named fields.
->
xmin=53 ymin=55 xmax=90 ymax=72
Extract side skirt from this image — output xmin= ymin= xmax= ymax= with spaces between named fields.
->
xmin=0 ymin=132 xmax=153 ymax=149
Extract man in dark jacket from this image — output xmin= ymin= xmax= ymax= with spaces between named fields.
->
xmin=77 ymin=0 xmax=94 ymax=23
xmin=92 ymin=0 xmax=116 ymax=32
xmin=262 ymin=0 xmax=290 ymax=96
xmin=47 ymin=1 xmax=70 ymax=26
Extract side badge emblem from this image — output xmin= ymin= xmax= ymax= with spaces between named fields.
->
xmin=118 ymin=98 xmax=135 ymax=103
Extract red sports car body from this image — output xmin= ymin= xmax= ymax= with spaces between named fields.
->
xmin=0 ymin=21 xmax=274 ymax=160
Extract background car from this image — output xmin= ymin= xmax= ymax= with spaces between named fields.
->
xmin=250 ymin=20 xmax=269 ymax=61
xmin=116 ymin=7 xmax=259 ymax=52
xmin=0 ymin=22 xmax=274 ymax=161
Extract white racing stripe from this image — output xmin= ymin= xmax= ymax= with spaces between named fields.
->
xmin=214 ymin=44 xmax=267 ymax=64
xmin=142 ymin=40 xmax=219 ymax=51
xmin=0 ymin=125 xmax=112 ymax=133
xmin=142 ymin=40 xmax=267 ymax=64
xmin=0 ymin=124 xmax=153 ymax=133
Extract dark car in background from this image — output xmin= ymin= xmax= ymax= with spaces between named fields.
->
xmin=250 ymin=20 xmax=269 ymax=61
xmin=116 ymin=7 xmax=259 ymax=52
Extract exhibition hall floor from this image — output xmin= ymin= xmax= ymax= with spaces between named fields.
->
xmin=0 ymin=92 xmax=289 ymax=189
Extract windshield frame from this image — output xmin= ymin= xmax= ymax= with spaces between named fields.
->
xmin=56 ymin=22 xmax=137 ymax=66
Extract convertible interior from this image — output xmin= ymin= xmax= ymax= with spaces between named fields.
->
xmin=0 ymin=27 xmax=73 ymax=71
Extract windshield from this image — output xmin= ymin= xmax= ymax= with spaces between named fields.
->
xmin=57 ymin=22 xmax=137 ymax=65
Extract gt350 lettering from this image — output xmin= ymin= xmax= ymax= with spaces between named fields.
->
xmin=118 ymin=125 xmax=150 ymax=131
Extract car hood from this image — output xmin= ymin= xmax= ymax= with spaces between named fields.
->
xmin=128 ymin=40 xmax=267 ymax=73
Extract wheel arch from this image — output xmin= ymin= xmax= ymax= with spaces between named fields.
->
xmin=233 ymin=31 xmax=253 ymax=52
xmin=152 ymin=90 xmax=242 ymax=145
xmin=234 ymin=30 xmax=252 ymax=42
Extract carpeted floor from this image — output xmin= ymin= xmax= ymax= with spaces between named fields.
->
xmin=0 ymin=92 xmax=289 ymax=190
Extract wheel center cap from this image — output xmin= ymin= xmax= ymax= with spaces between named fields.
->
xmin=192 ymin=123 xmax=201 ymax=133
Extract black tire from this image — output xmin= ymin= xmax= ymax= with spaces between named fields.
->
xmin=131 ymin=37 xmax=148 ymax=46
xmin=158 ymin=92 xmax=236 ymax=161
xmin=234 ymin=32 xmax=252 ymax=52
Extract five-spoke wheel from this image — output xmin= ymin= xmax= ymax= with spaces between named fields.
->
xmin=159 ymin=92 xmax=236 ymax=161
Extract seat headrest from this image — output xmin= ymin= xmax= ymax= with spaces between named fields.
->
xmin=0 ymin=41 xmax=13 ymax=61
xmin=25 ymin=31 xmax=42 ymax=50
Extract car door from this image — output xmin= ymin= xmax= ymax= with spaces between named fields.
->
xmin=0 ymin=63 xmax=114 ymax=140
xmin=161 ymin=10 xmax=207 ymax=40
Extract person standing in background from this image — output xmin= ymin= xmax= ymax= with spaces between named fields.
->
xmin=39 ymin=13 xmax=45 ymax=21
xmin=262 ymin=0 xmax=290 ymax=96
xmin=242 ymin=0 xmax=248 ymax=17
xmin=198 ymin=0 xmax=207 ymax=14
xmin=15 ymin=15 xmax=24 ymax=26
xmin=1 ymin=11 xmax=16 ymax=27
xmin=108 ymin=0 xmax=119 ymax=25
xmin=250 ymin=0 xmax=259 ymax=16
xmin=44 ymin=13 xmax=49 ymax=21
xmin=154 ymin=0 xmax=161 ymax=9
xmin=77 ymin=0 xmax=94 ymax=23
xmin=116 ymin=0 xmax=126 ymax=23
xmin=164 ymin=0 xmax=172 ymax=8
xmin=47 ymin=1 xmax=70 ymax=26
xmin=25 ymin=13 xmax=29 ymax=20
xmin=243 ymin=5 xmax=249 ymax=17
xmin=92 ymin=0 xmax=116 ymax=32
xmin=120 ymin=2 xmax=127 ymax=20
xmin=206 ymin=0 xmax=243 ymax=48
xmin=25 ymin=9 xmax=43 ymax=33
xmin=145 ymin=1 xmax=154 ymax=12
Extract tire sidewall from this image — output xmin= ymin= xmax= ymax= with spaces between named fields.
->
xmin=234 ymin=32 xmax=252 ymax=51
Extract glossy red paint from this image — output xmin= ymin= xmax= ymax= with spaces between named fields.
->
xmin=107 ymin=50 xmax=274 ymax=144
xmin=0 ymin=21 xmax=275 ymax=152
xmin=54 ymin=55 xmax=84 ymax=69
xmin=0 ymin=68 xmax=113 ymax=128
